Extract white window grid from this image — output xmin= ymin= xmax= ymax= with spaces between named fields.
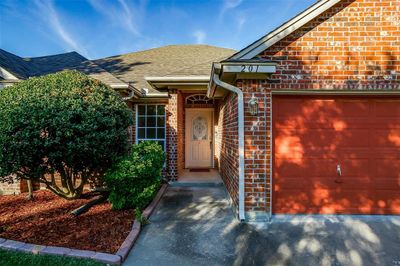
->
xmin=135 ymin=104 xmax=166 ymax=151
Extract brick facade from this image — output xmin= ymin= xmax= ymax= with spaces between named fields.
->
xmin=166 ymin=90 xmax=179 ymax=180
xmin=239 ymin=0 xmax=400 ymax=216
xmin=0 ymin=176 xmax=23 ymax=195
xmin=0 ymin=176 xmax=41 ymax=196
xmin=215 ymin=93 xmax=240 ymax=207
xmin=261 ymin=0 xmax=400 ymax=91
xmin=177 ymin=91 xmax=185 ymax=176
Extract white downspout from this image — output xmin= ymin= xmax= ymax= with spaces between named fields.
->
xmin=212 ymin=72 xmax=246 ymax=221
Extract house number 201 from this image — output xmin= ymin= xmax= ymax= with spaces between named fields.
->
xmin=241 ymin=65 xmax=259 ymax=73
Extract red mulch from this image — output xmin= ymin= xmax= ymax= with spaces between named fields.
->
xmin=0 ymin=190 xmax=134 ymax=253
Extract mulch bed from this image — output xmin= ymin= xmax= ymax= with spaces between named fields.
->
xmin=0 ymin=190 xmax=135 ymax=254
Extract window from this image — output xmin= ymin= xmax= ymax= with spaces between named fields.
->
xmin=136 ymin=104 xmax=166 ymax=150
xmin=185 ymin=94 xmax=214 ymax=105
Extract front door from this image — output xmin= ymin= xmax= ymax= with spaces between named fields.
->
xmin=185 ymin=109 xmax=213 ymax=168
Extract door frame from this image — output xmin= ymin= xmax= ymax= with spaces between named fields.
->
xmin=185 ymin=108 xmax=214 ymax=169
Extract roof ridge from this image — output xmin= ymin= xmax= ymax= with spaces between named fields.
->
xmin=26 ymin=51 xmax=87 ymax=61
xmin=95 ymin=44 xmax=236 ymax=60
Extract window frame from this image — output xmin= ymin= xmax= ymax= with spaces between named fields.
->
xmin=135 ymin=104 xmax=166 ymax=151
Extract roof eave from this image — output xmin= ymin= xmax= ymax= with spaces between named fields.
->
xmin=145 ymin=75 xmax=210 ymax=90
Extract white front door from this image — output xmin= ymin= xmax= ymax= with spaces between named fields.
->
xmin=185 ymin=109 xmax=213 ymax=168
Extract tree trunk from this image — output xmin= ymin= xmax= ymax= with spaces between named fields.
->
xmin=26 ymin=180 xmax=34 ymax=200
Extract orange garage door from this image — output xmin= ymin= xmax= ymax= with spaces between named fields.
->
xmin=273 ymin=95 xmax=400 ymax=214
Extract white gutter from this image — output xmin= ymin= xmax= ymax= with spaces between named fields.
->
xmin=110 ymin=84 xmax=129 ymax=89
xmin=210 ymin=68 xmax=246 ymax=221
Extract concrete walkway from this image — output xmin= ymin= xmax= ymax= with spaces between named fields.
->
xmin=124 ymin=186 xmax=400 ymax=266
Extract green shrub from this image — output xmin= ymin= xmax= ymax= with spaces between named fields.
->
xmin=0 ymin=70 xmax=133 ymax=199
xmin=104 ymin=141 xmax=165 ymax=210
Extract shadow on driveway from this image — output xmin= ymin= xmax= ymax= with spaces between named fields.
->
xmin=124 ymin=186 xmax=400 ymax=266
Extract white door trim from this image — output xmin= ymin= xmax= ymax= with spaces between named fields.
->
xmin=185 ymin=108 xmax=214 ymax=168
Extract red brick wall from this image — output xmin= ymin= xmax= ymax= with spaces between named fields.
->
xmin=0 ymin=176 xmax=41 ymax=195
xmin=177 ymin=91 xmax=185 ymax=176
xmin=0 ymin=176 xmax=22 ymax=195
xmin=128 ymin=102 xmax=136 ymax=147
xmin=215 ymin=92 xmax=239 ymax=207
xmin=166 ymin=90 xmax=179 ymax=180
xmin=260 ymin=0 xmax=400 ymax=90
xmin=240 ymin=0 xmax=400 ymax=215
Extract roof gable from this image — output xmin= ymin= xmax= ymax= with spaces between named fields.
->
xmin=229 ymin=0 xmax=341 ymax=60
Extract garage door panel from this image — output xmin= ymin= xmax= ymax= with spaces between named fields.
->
xmin=274 ymin=177 xmax=373 ymax=190
xmin=374 ymin=178 xmax=400 ymax=189
xmin=273 ymin=95 xmax=400 ymax=215
xmin=339 ymin=159 xmax=370 ymax=177
xmin=339 ymin=100 xmax=370 ymax=117
xmin=336 ymin=129 xmax=370 ymax=147
xmin=375 ymin=100 xmax=400 ymax=117
xmin=275 ymin=159 xmax=336 ymax=177
xmin=373 ymin=129 xmax=400 ymax=147
xmin=376 ymin=159 xmax=400 ymax=177
xmin=373 ymin=118 xmax=400 ymax=129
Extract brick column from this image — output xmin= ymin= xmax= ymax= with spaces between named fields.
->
xmin=177 ymin=91 xmax=185 ymax=176
xmin=166 ymin=90 xmax=178 ymax=180
xmin=239 ymin=80 xmax=272 ymax=220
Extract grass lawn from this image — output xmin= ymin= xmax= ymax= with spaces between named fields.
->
xmin=0 ymin=249 xmax=106 ymax=266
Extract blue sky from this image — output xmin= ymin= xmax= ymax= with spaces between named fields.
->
xmin=0 ymin=0 xmax=315 ymax=60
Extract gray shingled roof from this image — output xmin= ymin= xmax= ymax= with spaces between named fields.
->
xmin=94 ymin=45 xmax=236 ymax=93
xmin=1 ymin=45 xmax=235 ymax=94
xmin=0 ymin=49 xmax=37 ymax=79
xmin=0 ymin=49 xmax=125 ymax=86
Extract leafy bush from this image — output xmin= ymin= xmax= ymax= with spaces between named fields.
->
xmin=104 ymin=141 xmax=165 ymax=210
xmin=0 ymin=70 xmax=133 ymax=199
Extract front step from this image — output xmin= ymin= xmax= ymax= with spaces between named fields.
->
xmin=168 ymin=181 xmax=223 ymax=188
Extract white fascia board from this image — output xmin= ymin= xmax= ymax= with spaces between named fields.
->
xmin=145 ymin=76 xmax=210 ymax=82
xmin=231 ymin=0 xmax=341 ymax=60
xmin=0 ymin=67 xmax=19 ymax=80
xmin=110 ymin=84 xmax=129 ymax=89
xmin=143 ymin=92 xmax=169 ymax=98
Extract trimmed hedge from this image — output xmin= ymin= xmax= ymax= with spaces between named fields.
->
xmin=104 ymin=141 xmax=165 ymax=210
xmin=0 ymin=70 xmax=133 ymax=199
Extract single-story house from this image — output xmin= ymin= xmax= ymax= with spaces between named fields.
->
xmin=1 ymin=0 xmax=399 ymax=221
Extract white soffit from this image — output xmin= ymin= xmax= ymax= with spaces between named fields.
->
xmin=230 ymin=0 xmax=341 ymax=60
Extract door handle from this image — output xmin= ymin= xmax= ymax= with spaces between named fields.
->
xmin=335 ymin=164 xmax=343 ymax=183
xmin=209 ymin=140 xmax=212 ymax=149
xmin=337 ymin=164 xmax=342 ymax=176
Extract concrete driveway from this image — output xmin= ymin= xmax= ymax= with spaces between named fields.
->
xmin=124 ymin=186 xmax=400 ymax=266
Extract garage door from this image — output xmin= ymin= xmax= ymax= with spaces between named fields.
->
xmin=273 ymin=95 xmax=400 ymax=214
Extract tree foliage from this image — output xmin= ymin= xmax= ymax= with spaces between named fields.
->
xmin=0 ymin=70 xmax=133 ymax=199
xmin=104 ymin=141 xmax=165 ymax=210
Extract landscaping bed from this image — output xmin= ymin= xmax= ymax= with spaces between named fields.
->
xmin=0 ymin=190 xmax=134 ymax=254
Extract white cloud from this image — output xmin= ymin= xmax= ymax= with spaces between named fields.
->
xmin=220 ymin=0 xmax=244 ymax=19
xmin=87 ymin=0 xmax=146 ymax=36
xmin=33 ymin=0 xmax=89 ymax=57
xmin=237 ymin=15 xmax=246 ymax=31
xmin=192 ymin=30 xmax=206 ymax=44
xmin=223 ymin=0 xmax=243 ymax=9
